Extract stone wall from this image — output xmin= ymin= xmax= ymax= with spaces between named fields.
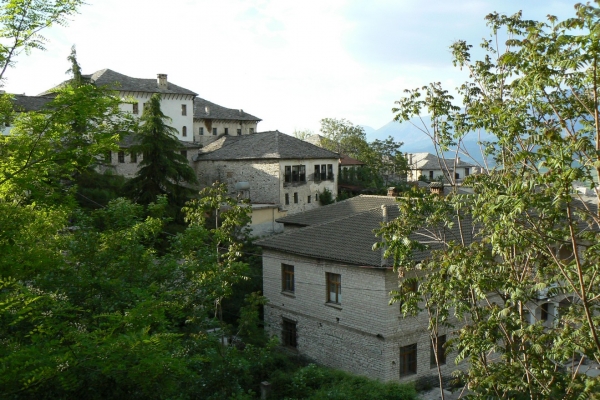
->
xmin=262 ymin=249 xmax=466 ymax=383
xmin=194 ymin=159 xmax=281 ymax=204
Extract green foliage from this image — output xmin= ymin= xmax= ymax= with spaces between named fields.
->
xmin=293 ymin=128 xmax=313 ymax=141
xmin=126 ymin=93 xmax=197 ymax=206
xmin=318 ymin=187 xmax=334 ymax=206
xmin=0 ymin=51 xmax=132 ymax=205
xmin=271 ymin=364 xmax=418 ymax=400
xmin=0 ymin=0 xmax=83 ymax=85
xmin=384 ymin=3 xmax=600 ymax=398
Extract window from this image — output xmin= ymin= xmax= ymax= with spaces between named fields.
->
xmin=180 ymin=150 xmax=187 ymax=158
xmin=182 ymin=126 xmax=187 ymax=137
xmin=282 ymin=318 xmax=297 ymax=348
xmin=400 ymin=344 xmax=417 ymax=376
xmin=327 ymin=164 xmax=333 ymax=180
xmin=133 ymin=102 xmax=139 ymax=114
xmin=118 ymin=151 xmax=125 ymax=163
xmin=465 ymin=167 xmax=470 ymax=176
xmin=282 ymin=264 xmax=294 ymax=292
xmin=315 ymin=193 xmax=319 ymax=201
xmin=213 ymin=128 xmax=217 ymax=135
xmin=430 ymin=335 xmax=446 ymax=368
xmin=249 ymin=128 xmax=254 ymax=134
xmin=455 ymin=172 xmax=460 ymax=179
xmin=307 ymin=195 xmax=311 ymax=204
xmin=314 ymin=165 xmax=321 ymax=181
xmin=285 ymin=193 xmax=289 ymax=205
xmin=285 ymin=165 xmax=306 ymax=183
xmin=199 ymin=127 xmax=204 ymax=136
xmin=326 ymin=273 xmax=341 ymax=304
xmin=224 ymin=128 xmax=229 ymax=135
xmin=130 ymin=152 xmax=137 ymax=163
xmin=541 ymin=302 xmax=549 ymax=322
xmin=237 ymin=128 xmax=242 ymax=136
xmin=105 ymin=152 xmax=112 ymax=163
xmin=320 ymin=164 xmax=326 ymax=181
xmin=294 ymin=192 xmax=298 ymax=204
xmin=181 ymin=104 xmax=187 ymax=115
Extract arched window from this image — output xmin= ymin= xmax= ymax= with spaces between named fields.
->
xmin=182 ymin=126 xmax=187 ymax=137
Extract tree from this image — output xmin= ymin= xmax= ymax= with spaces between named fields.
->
xmin=0 ymin=0 xmax=83 ymax=85
xmin=293 ymin=128 xmax=313 ymax=141
xmin=319 ymin=117 xmax=371 ymax=159
xmin=0 ymin=49 xmax=131 ymax=204
xmin=367 ymin=135 xmax=408 ymax=185
xmin=126 ymin=93 xmax=198 ymax=206
xmin=382 ymin=4 xmax=600 ymax=399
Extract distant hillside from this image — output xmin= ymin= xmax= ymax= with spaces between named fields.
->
xmin=362 ymin=117 xmax=495 ymax=165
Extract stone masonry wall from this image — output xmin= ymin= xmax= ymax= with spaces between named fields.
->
xmin=262 ymin=249 xmax=467 ymax=383
xmin=194 ymin=160 xmax=280 ymax=204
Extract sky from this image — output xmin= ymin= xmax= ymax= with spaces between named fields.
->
xmin=3 ymin=0 xmax=578 ymax=135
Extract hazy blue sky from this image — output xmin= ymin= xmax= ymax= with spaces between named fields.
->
xmin=4 ymin=0 xmax=578 ymax=134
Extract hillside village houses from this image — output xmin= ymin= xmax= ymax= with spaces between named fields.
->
xmin=256 ymin=192 xmax=470 ymax=384
xmin=405 ymin=152 xmax=477 ymax=183
xmin=4 ymin=69 xmax=338 ymax=234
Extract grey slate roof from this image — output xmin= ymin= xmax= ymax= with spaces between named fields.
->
xmin=194 ymin=97 xmax=261 ymax=121
xmin=277 ymin=195 xmax=399 ymax=226
xmin=258 ymin=202 xmax=466 ymax=267
xmin=193 ymin=131 xmax=339 ymax=161
xmin=411 ymin=152 xmax=476 ymax=170
xmin=39 ymin=69 xmax=197 ymax=96
xmin=11 ymin=94 xmax=53 ymax=112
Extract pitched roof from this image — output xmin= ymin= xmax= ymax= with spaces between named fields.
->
xmin=340 ymin=153 xmax=365 ymax=166
xmin=410 ymin=152 xmax=476 ymax=169
xmin=194 ymin=97 xmax=261 ymax=121
xmin=258 ymin=201 xmax=466 ymax=266
xmin=39 ymin=69 xmax=197 ymax=96
xmin=193 ymin=131 xmax=339 ymax=161
xmin=276 ymin=195 xmax=398 ymax=226
xmin=11 ymin=94 xmax=53 ymax=112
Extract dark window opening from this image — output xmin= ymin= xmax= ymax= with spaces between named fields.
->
xmin=541 ymin=303 xmax=549 ymax=322
xmin=213 ymin=128 xmax=217 ymax=135
xmin=133 ymin=102 xmax=139 ymax=114
xmin=430 ymin=335 xmax=446 ymax=368
xmin=293 ymin=192 xmax=298 ymax=203
xmin=282 ymin=318 xmax=297 ymax=348
xmin=182 ymin=126 xmax=187 ymax=137
xmin=180 ymin=150 xmax=187 ymax=158
xmin=224 ymin=128 xmax=229 ymax=135
xmin=326 ymin=273 xmax=341 ymax=304
xmin=400 ymin=344 xmax=417 ymax=376
xmin=130 ymin=152 xmax=137 ymax=163
xmin=429 ymin=171 xmax=434 ymax=180
xmin=285 ymin=193 xmax=289 ymax=205
xmin=181 ymin=104 xmax=187 ymax=115
xmin=307 ymin=195 xmax=311 ymax=203
xmin=237 ymin=128 xmax=242 ymax=135
xmin=199 ymin=127 xmax=204 ymax=135
xmin=282 ymin=264 xmax=294 ymax=292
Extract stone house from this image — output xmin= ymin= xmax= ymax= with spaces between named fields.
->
xmin=256 ymin=194 xmax=468 ymax=383
xmin=193 ymin=97 xmax=261 ymax=146
xmin=193 ymin=130 xmax=339 ymax=215
xmin=406 ymin=152 xmax=477 ymax=182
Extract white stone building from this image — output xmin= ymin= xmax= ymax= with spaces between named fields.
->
xmin=406 ymin=152 xmax=476 ymax=182
xmin=193 ymin=130 xmax=339 ymax=216
xmin=257 ymin=195 xmax=467 ymax=384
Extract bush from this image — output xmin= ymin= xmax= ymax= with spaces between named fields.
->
xmin=319 ymin=188 xmax=334 ymax=206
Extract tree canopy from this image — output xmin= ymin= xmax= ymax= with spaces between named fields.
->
xmin=382 ymin=3 xmax=600 ymax=398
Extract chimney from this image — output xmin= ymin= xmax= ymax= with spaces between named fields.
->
xmin=381 ymin=205 xmax=389 ymax=267
xmin=157 ymin=74 xmax=168 ymax=90
xmin=239 ymin=109 xmax=243 ymax=116
xmin=429 ymin=181 xmax=444 ymax=196
xmin=387 ymin=187 xmax=398 ymax=197
xmin=205 ymin=106 xmax=210 ymax=115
